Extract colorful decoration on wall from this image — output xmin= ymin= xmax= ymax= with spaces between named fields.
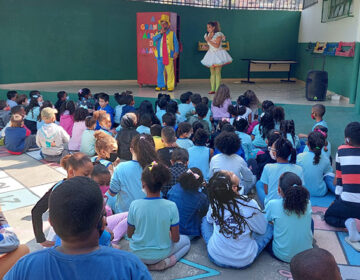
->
xmin=313 ymin=42 xmax=327 ymax=54
xmin=306 ymin=42 xmax=316 ymax=53
xmin=323 ymin=43 xmax=339 ymax=56
xmin=335 ymin=41 xmax=355 ymax=57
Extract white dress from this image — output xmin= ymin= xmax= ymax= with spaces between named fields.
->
xmin=201 ymin=32 xmax=233 ymax=68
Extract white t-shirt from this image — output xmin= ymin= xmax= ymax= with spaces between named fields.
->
xmin=207 ymin=198 xmax=267 ymax=267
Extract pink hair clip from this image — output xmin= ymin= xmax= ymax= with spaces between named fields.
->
xmin=314 ymin=129 xmax=327 ymax=138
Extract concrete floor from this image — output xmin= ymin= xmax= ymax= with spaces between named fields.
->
xmin=0 ymin=78 xmax=353 ymax=107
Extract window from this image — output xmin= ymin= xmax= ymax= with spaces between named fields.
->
xmin=136 ymin=0 xmax=303 ymax=10
xmin=321 ymin=0 xmax=353 ymax=22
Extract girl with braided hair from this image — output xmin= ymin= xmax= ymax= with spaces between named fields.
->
xmin=257 ymin=136 xmax=304 ymax=207
xmin=201 ymin=171 xmax=272 ymax=269
xmin=297 ymin=131 xmax=335 ymax=196
xmin=265 ymin=172 xmax=313 ymax=263
xmin=280 ymin=120 xmax=300 ymax=150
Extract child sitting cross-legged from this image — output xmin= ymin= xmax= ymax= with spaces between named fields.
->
xmin=127 ymin=161 xmax=191 ymax=271
xmin=36 ymin=108 xmax=70 ymax=163
xmin=116 ymin=113 xmax=139 ymax=161
xmin=168 ymin=168 xmax=209 ymax=239
xmin=265 ymin=172 xmax=313 ymax=263
xmin=59 ymin=100 xmax=76 ymax=137
xmin=201 ymin=171 xmax=272 ymax=269
xmin=80 ymin=115 xmax=97 ymax=156
xmin=5 ymin=114 xmax=37 ymax=154
xmin=68 ymin=108 xmax=89 ymax=151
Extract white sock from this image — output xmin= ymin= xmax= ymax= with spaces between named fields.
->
xmin=345 ymin=218 xmax=360 ymax=242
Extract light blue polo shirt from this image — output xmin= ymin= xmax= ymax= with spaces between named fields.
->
xmin=296 ymin=151 xmax=333 ymax=196
xmin=265 ymin=198 xmax=313 ymax=263
xmin=127 ymin=197 xmax=179 ymax=260
xmin=303 ymin=140 xmax=331 ymax=159
xmin=109 ymin=160 xmax=145 ymax=213
xmin=312 ymin=120 xmax=328 ymax=131
xmin=252 ymin=124 xmax=267 ymax=148
xmin=25 ymin=107 xmax=40 ymax=122
xmin=236 ymin=131 xmax=253 ymax=160
xmin=136 ymin=125 xmax=151 ymax=135
xmin=178 ymin=103 xmax=193 ymax=122
xmin=176 ymin=138 xmax=194 ymax=150
xmin=260 ymin=163 xmax=304 ymax=206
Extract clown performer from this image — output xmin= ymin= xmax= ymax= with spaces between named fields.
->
xmin=201 ymin=21 xmax=232 ymax=94
xmin=153 ymin=14 xmax=179 ymax=92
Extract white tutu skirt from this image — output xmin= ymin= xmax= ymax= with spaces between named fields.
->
xmin=201 ymin=49 xmax=233 ymax=68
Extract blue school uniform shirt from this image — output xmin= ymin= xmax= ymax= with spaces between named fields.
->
xmin=114 ymin=104 xmax=125 ymax=124
xmin=167 ymin=183 xmax=208 ymax=236
xmin=236 ymin=131 xmax=253 ymax=161
xmin=109 ymin=160 xmax=145 ymax=213
xmin=312 ymin=120 xmax=328 ymax=131
xmin=54 ymin=230 xmax=112 ymax=247
xmin=265 ymin=199 xmax=313 ymax=263
xmin=80 ymin=129 xmax=96 ymax=156
xmin=188 ymin=146 xmax=210 ymax=181
xmin=296 ymin=151 xmax=333 ymax=196
xmin=136 ymin=125 xmax=151 ymax=135
xmin=178 ymin=103 xmax=193 ymax=122
xmin=260 ymin=163 xmax=304 ymax=206
xmin=252 ymin=124 xmax=267 ymax=148
xmin=4 ymin=246 xmax=151 ymax=280
xmin=286 ymin=133 xmax=301 ymax=149
xmin=176 ymin=138 xmax=194 ymax=150
xmin=91 ymin=156 xmax=112 ymax=168
xmin=120 ymin=105 xmax=136 ymax=120
xmin=127 ymin=197 xmax=179 ymax=260
xmin=96 ymin=104 xmax=114 ymax=129
xmin=25 ymin=107 xmax=40 ymax=122
xmin=5 ymin=127 xmax=27 ymax=152
xmin=303 ymin=141 xmax=331 ymax=159
xmin=156 ymin=109 xmax=166 ymax=124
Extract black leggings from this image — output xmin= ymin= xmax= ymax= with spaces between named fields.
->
xmin=325 ymin=199 xmax=360 ymax=228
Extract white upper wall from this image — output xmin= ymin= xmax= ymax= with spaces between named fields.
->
xmin=298 ymin=0 xmax=360 ymax=42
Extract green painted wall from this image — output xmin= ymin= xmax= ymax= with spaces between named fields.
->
xmin=295 ymin=43 xmax=360 ymax=100
xmin=0 ymin=0 xmax=300 ymax=83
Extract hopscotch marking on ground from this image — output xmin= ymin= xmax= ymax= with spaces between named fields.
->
xmin=176 ymin=259 xmax=220 ymax=280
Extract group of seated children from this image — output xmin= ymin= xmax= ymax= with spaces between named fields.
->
xmin=1 ymin=85 xmax=359 ymax=277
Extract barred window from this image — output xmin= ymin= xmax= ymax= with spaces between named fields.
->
xmin=136 ymin=0 xmax=303 ymax=10
xmin=322 ymin=0 xmax=353 ymax=22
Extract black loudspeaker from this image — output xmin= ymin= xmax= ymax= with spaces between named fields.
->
xmin=306 ymin=70 xmax=328 ymax=101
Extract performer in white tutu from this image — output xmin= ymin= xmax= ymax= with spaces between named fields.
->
xmin=201 ymin=21 xmax=232 ymax=94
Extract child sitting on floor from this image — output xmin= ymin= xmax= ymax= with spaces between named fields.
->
xmin=257 ymin=136 xmax=304 ymax=207
xmin=36 ymin=108 xmax=70 ymax=163
xmin=280 ymin=120 xmax=300 ymax=150
xmin=127 ymin=161 xmax=191 ymax=271
xmin=178 ymin=92 xmax=193 ymax=122
xmin=303 ymin=126 xmax=331 ymax=160
xmin=176 ymin=122 xmax=193 ymax=149
xmin=162 ymin=148 xmax=189 ymax=198
xmin=157 ymin=126 xmax=178 ymax=167
xmin=162 ymin=112 xmax=176 ymax=128
xmin=298 ymin=104 xmax=328 ymax=139
xmin=155 ymin=96 xmax=169 ymax=123
xmin=6 ymin=91 xmax=18 ymax=108
xmin=96 ymin=93 xmax=114 ymax=129
xmin=136 ymin=114 xmax=152 ymax=135
xmin=0 ymin=100 xmax=10 ymax=131
xmin=297 ymin=131 xmax=334 ymax=196
xmin=114 ymin=91 xmax=129 ymax=125
xmin=59 ymin=100 xmax=75 ymax=137
xmin=107 ymin=134 xmax=158 ymax=213
xmin=234 ymin=118 xmax=253 ymax=161
xmin=24 ymin=92 xmax=43 ymax=134
xmin=189 ymin=103 xmax=211 ymax=134
xmin=201 ymin=171 xmax=271 ymax=269
xmin=31 ymin=153 xmax=94 ymax=247
xmin=325 ymin=122 xmax=360 ymax=251
xmin=168 ymin=168 xmax=208 ymax=239
xmin=96 ymin=110 xmax=113 ymax=136
xmin=92 ymin=131 xmax=118 ymax=174
xmin=80 ymin=115 xmax=97 ymax=156
xmin=188 ymin=128 xmax=213 ymax=182
xmin=68 ymin=108 xmax=89 ymax=151
xmin=252 ymin=112 xmax=275 ymax=149
xmin=15 ymin=94 xmax=28 ymax=107
xmin=54 ymin=91 xmax=67 ymax=121
xmin=211 ymin=84 xmax=232 ymax=122
xmin=77 ymin=88 xmax=95 ymax=112
xmin=272 ymin=106 xmax=285 ymax=130
xmin=151 ymin=124 xmax=165 ymax=151
xmin=116 ymin=113 xmax=139 ymax=161
xmin=120 ymin=94 xmax=136 ymax=120
xmin=5 ymin=114 xmax=37 ymax=154
xmin=265 ymin=172 xmax=313 ymax=263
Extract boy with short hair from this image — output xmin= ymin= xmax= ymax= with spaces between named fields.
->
xmin=36 ymin=107 xmax=70 ymax=162
xmin=157 ymin=126 xmax=178 ymax=167
xmin=4 ymin=177 xmax=151 ymax=280
xmin=299 ymin=104 xmax=328 ymax=138
xmin=96 ymin=93 xmax=114 ymax=129
xmin=120 ymin=94 xmax=136 ymax=120
xmin=1 ymin=105 xmax=26 ymax=138
xmin=325 ymin=122 xmax=360 ymax=250
xmin=151 ymin=124 xmax=165 ymax=151
xmin=6 ymin=91 xmax=18 ymax=109
xmin=290 ymin=248 xmax=341 ymax=280
xmin=178 ymin=92 xmax=193 ymax=122
xmin=162 ymin=112 xmax=176 ymax=127
xmin=189 ymin=103 xmax=211 ymax=134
